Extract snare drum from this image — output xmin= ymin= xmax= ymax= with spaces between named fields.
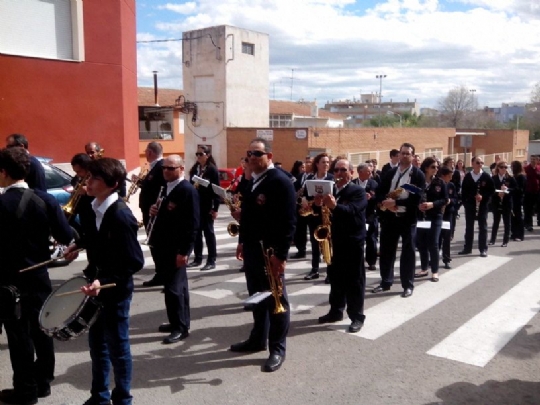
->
xmin=39 ymin=276 xmax=102 ymax=341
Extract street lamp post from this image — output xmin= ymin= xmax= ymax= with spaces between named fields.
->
xmin=469 ymin=89 xmax=477 ymax=109
xmin=376 ymin=74 xmax=386 ymax=126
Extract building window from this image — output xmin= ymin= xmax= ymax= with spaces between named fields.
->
xmin=349 ymin=153 xmax=371 ymax=167
xmin=515 ymin=149 xmax=526 ymax=157
xmin=424 ymin=148 xmax=443 ymax=161
xmin=139 ymin=107 xmax=174 ymax=140
xmin=0 ymin=0 xmax=85 ymax=61
xmin=242 ymin=42 xmax=254 ymax=55
xmin=269 ymin=114 xmax=292 ymax=128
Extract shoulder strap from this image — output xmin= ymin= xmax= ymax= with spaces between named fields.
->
xmin=16 ymin=189 xmax=46 ymax=219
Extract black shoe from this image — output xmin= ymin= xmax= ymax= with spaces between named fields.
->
xmin=158 ymin=323 xmax=173 ymax=333
xmin=458 ymin=250 xmax=472 ymax=255
xmin=291 ymin=252 xmax=306 ymax=259
xmin=318 ymin=313 xmax=343 ymax=324
xmin=372 ymin=285 xmax=391 ymax=293
xmin=303 ymin=271 xmax=319 ymax=280
xmin=238 ymin=266 xmax=245 ymax=273
xmin=200 ymin=263 xmax=216 ymax=271
xmin=349 ymin=320 xmax=363 ymax=333
xmin=488 ymin=241 xmax=495 ymax=246
xmin=444 ymin=262 xmax=451 ymax=269
xmin=37 ymin=384 xmax=51 ymax=398
xmin=230 ymin=340 xmax=267 ymax=353
xmin=367 ymin=265 xmax=377 ymax=271
xmin=187 ymin=260 xmax=202 ymax=268
xmin=480 ymin=250 xmax=488 ymax=257
xmin=527 ymin=226 xmax=533 ymax=232
xmin=142 ymin=277 xmax=162 ymax=287
xmin=82 ymin=397 xmax=112 ymax=405
xmin=501 ymin=243 xmax=508 ymax=247
xmin=163 ymin=330 xmax=189 ymax=344
xmin=0 ymin=390 xmax=37 ymax=405
xmin=262 ymin=354 xmax=285 ymax=372
xmin=243 ymin=304 xmax=255 ymax=311
xmin=401 ymin=288 xmax=413 ymax=298
xmin=324 ymin=276 xmax=330 ymax=284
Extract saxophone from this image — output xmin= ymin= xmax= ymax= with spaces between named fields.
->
xmin=224 ymin=193 xmax=241 ymax=237
xmin=260 ymin=241 xmax=286 ymax=314
xmin=313 ymin=205 xmax=333 ymax=265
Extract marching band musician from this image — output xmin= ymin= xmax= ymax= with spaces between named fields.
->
xmin=188 ymin=145 xmax=220 ymax=271
xmin=414 ymin=158 xmax=448 ymax=282
xmin=489 ymin=160 xmax=516 ymax=247
xmin=353 ymin=163 xmax=379 ymax=271
xmin=0 ymin=147 xmax=72 ymax=405
xmin=316 ymin=159 xmax=367 ymax=333
xmin=6 ymin=134 xmax=47 ymax=192
xmin=148 ymin=155 xmax=199 ymax=344
xmin=458 ymin=156 xmax=495 ymax=257
xmin=63 ymin=158 xmax=144 ymax=405
xmin=231 ymin=138 xmax=296 ymax=373
xmin=84 ymin=142 xmax=104 ymax=161
xmin=290 ymin=160 xmax=308 ymax=259
xmin=301 ymin=153 xmax=334 ymax=281
xmin=439 ymin=166 xmax=458 ymax=269
xmin=373 ymin=143 xmax=425 ymax=298
xmin=138 ymin=142 xmax=167 ymax=288
xmin=69 ymin=153 xmax=94 ymax=233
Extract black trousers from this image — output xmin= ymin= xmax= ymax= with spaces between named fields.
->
xmin=328 ymin=241 xmax=366 ymax=323
xmin=417 ymin=217 xmax=442 ymax=273
xmin=4 ymin=290 xmax=54 ymax=398
xmin=243 ymin=242 xmax=290 ymax=357
xmin=365 ymin=217 xmax=379 ymax=266
xmin=511 ymin=200 xmax=524 ymax=240
xmin=491 ymin=208 xmax=511 ymax=244
xmin=293 ymin=212 xmax=308 ymax=254
xmin=379 ymin=216 xmax=417 ymax=290
xmin=523 ymin=192 xmax=539 ymax=227
xmin=463 ymin=202 xmax=488 ymax=252
xmin=154 ymin=249 xmax=190 ymax=333
xmin=307 ymin=215 xmax=322 ymax=271
xmin=194 ymin=212 xmax=217 ymax=264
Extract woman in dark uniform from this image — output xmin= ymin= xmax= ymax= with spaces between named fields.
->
xmin=188 ymin=146 xmax=220 ymax=270
xmin=489 ymin=160 xmax=516 ymax=247
xmin=511 ymin=160 xmax=526 ymax=241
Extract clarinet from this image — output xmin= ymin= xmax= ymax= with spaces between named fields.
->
xmin=475 ymin=180 xmax=481 ymax=220
xmin=143 ymin=186 xmax=165 ymax=246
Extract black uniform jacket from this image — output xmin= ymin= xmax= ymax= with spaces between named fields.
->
xmin=420 ymin=176 xmax=448 ymax=220
xmin=0 ymin=188 xmax=72 ymax=290
xmin=28 ymin=155 xmax=47 ymax=192
xmin=239 ymin=168 xmax=297 ymax=261
xmin=491 ymin=174 xmax=516 ymax=211
xmin=78 ymin=197 xmax=144 ymax=303
xmin=443 ymin=182 xmax=458 ymax=221
xmin=139 ymin=159 xmax=166 ymax=212
xmin=189 ymin=163 xmax=220 ymax=213
xmin=151 ymin=180 xmax=200 ymax=256
xmin=376 ymin=165 xmax=426 ymax=224
xmin=331 ymin=182 xmax=367 ymax=244
xmin=352 ymin=178 xmax=378 ymax=222
xmin=461 ymin=172 xmax=495 ymax=207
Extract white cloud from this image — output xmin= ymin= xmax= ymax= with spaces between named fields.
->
xmin=137 ymin=0 xmax=540 ymax=108
xmin=158 ymin=2 xmax=198 ymax=14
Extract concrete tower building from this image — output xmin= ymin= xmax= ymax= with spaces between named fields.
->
xmin=182 ymin=25 xmax=269 ymax=169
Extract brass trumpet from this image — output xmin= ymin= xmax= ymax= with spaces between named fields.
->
xmin=260 ymin=241 xmax=286 ymax=314
xmin=143 ymin=186 xmax=164 ymax=246
xmin=124 ymin=165 xmax=149 ymax=203
xmin=63 ymin=173 xmax=90 ymax=220
xmin=313 ymin=205 xmax=332 ymax=265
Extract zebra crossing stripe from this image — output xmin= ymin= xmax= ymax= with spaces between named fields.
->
xmin=331 ymin=255 xmax=511 ymax=339
xmin=427 ymin=266 xmax=540 ymax=367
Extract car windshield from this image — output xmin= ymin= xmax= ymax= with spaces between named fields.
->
xmin=43 ymin=163 xmax=69 ymax=189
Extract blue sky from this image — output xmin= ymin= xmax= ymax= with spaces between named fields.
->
xmin=136 ymin=0 xmax=540 ymax=109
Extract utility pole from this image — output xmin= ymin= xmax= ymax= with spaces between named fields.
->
xmin=376 ymin=74 xmax=386 ymax=126
xmin=282 ymin=69 xmax=298 ymax=101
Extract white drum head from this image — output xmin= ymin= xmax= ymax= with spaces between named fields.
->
xmin=40 ymin=277 xmax=88 ymax=330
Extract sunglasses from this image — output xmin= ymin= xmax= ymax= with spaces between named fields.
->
xmin=195 ymin=152 xmax=206 ymax=157
xmin=162 ymin=166 xmax=179 ymax=171
xmin=246 ymin=150 xmax=267 ymax=158
xmin=333 ymin=167 xmax=348 ymax=173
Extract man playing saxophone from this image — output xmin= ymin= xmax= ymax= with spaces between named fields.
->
xmin=231 ymin=138 xmax=296 ymax=373
xmin=316 ymin=159 xmax=367 ymax=333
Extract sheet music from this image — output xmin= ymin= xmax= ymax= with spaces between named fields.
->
xmin=304 ymin=180 xmax=334 ymax=197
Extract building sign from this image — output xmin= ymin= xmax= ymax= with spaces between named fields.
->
xmin=295 ymin=130 xmax=307 ymax=139
xmin=257 ymin=129 xmax=273 ymax=141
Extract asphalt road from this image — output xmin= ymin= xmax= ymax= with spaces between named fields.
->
xmin=1 ymin=206 xmax=540 ymax=405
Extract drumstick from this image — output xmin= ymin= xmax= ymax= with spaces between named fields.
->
xmin=54 ymin=283 xmax=116 ymax=297
xmin=19 ymin=248 xmax=85 ymax=273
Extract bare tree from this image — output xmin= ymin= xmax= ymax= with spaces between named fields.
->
xmin=531 ymin=82 xmax=540 ymax=103
xmin=438 ymin=85 xmax=475 ymax=127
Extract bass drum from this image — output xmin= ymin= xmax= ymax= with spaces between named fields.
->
xmin=39 ymin=276 xmax=102 ymax=341
xmin=49 ymin=226 xmax=80 ymax=267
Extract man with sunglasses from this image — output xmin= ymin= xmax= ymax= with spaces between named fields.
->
xmin=148 ymin=155 xmax=199 ymax=344
xmin=458 ymin=156 xmax=495 ymax=257
xmin=231 ymin=138 xmax=296 ymax=373
xmin=317 ymin=159 xmax=367 ymax=333
xmin=373 ymin=143 xmax=425 ymax=298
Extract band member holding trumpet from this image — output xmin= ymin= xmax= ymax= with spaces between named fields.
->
xmin=373 ymin=143 xmax=425 ymax=298
xmin=231 ymin=138 xmax=296 ymax=373
xmin=149 ymin=155 xmax=199 ymax=344
xmin=188 ymin=145 xmax=220 ymax=271
xmin=458 ymin=156 xmax=495 ymax=257
xmin=0 ymin=147 xmax=72 ymax=405
xmin=63 ymin=158 xmax=144 ymax=405
xmin=138 ymin=142 xmax=167 ymax=288
xmin=316 ymin=159 xmax=367 ymax=333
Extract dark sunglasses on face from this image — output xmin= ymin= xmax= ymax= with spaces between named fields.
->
xmin=162 ymin=166 xmax=179 ymax=171
xmin=476 ymin=161 xmax=484 ymax=165
xmin=333 ymin=168 xmax=348 ymax=173
xmin=246 ymin=150 xmax=267 ymax=158
xmin=195 ymin=152 xmax=206 ymax=157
